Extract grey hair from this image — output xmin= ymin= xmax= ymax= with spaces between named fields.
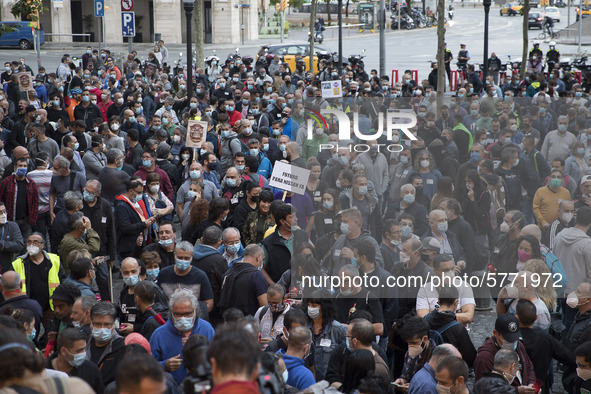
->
xmin=78 ymin=295 xmax=98 ymax=312
xmin=401 ymin=183 xmax=415 ymax=194
xmin=244 ymin=243 xmax=263 ymax=258
xmin=558 ymin=115 xmax=568 ymax=123
xmin=494 ymin=349 xmax=519 ymax=369
xmin=247 ymin=138 xmax=259 ymax=146
xmin=86 ymin=179 xmax=102 ymax=192
xmin=175 ymin=240 xmax=194 ymax=254
xmin=169 ymin=288 xmax=199 ymax=310
xmin=90 ymin=301 xmax=117 ymax=320
xmin=352 ymin=163 xmax=365 ymax=172
xmin=106 ymin=148 xmax=123 ymax=164
xmin=287 ymin=141 xmax=300 ymax=155
xmin=54 ymin=156 xmax=70 ymax=170
xmin=222 ymin=227 xmax=241 ymax=241
xmin=339 ymin=264 xmax=359 ymax=277
xmin=431 ymin=344 xmax=459 ymax=363
xmin=64 ymin=191 xmax=83 ymax=211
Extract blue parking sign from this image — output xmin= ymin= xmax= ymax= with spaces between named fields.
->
xmin=94 ymin=0 xmax=104 ymax=17
xmin=121 ymin=11 xmax=135 ymax=37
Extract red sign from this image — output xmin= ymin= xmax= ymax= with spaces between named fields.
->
xmin=121 ymin=0 xmax=133 ymax=11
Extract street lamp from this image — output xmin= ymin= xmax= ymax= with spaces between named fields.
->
xmin=482 ymin=0 xmax=491 ymax=81
xmin=338 ymin=0 xmax=343 ymax=73
xmin=184 ymin=0 xmax=196 ymax=101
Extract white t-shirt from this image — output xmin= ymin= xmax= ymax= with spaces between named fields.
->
xmin=416 ymin=277 xmax=475 ymax=313
xmin=507 ymin=297 xmax=551 ymax=331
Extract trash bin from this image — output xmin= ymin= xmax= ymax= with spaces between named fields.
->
xmin=155 ymin=33 xmax=162 ymax=42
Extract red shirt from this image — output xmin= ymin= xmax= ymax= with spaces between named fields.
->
xmin=98 ymin=100 xmax=113 ymax=122
xmin=227 ymin=110 xmax=242 ymax=126
xmin=210 ymin=380 xmax=259 ymax=394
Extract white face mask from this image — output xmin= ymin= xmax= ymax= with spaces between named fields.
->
xmin=561 ymin=212 xmax=573 ymax=224
xmin=420 ymin=159 xmax=430 ymax=168
xmin=407 ymin=338 xmax=425 ymax=358
xmin=149 ymin=185 xmax=160 ymax=194
xmin=27 ymin=245 xmax=40 ymax=256
xmin=578 ymin=367 xmax=591 ymax=381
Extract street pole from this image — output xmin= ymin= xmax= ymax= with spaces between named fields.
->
xmin=398 ymin=2 xmax=401 ymax=30
xmin=195 ymin=0 xmax=204 ymax=69
xmin=338 ymin=0 xmax=343 ymax=73
xmin=98 ymin=17 xmax=102 ymax=53
xmin=184 ymin=0 xmax=195 ymax=101
xmin=579 ymin=7 xmax=582 ymax=52
xmin=128 ymin=37 xmax=132 ymax=54
xmin=280 ymin=9 xmax=284 ymax=42
xmin=241 ymin=0 xmax=245 ymax=45
xmin=309 ymin=0 xmax=317 ymax=72
xmin=483 ymin=0 xmax=491 ymax=80
xmin=567 ymin=0 xmax=570 ymax=37
xmin=379 ymin=0 xmax=386 ymax=76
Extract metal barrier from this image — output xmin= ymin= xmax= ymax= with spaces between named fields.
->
xmin=411 ymin=69 xmax=418 ymax=81
xmin=322 ymin=24 xmax=367 ymax=38
xmin=391 ymin=69 xmax=399 ymax=85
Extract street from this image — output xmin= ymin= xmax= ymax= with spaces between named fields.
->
xmin=0 ymin=6 xmax=584 ymax=83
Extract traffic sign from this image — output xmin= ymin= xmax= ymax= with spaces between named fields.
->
xmin=121 ymin=0 xmax=133 ymax=11
xmin=94 ymin=0 xmax=104 ymax=17
xmin=121 ymin=11 xmax=135 ymax=37
xmin=53 ymin=0 xmax=64 ymax=8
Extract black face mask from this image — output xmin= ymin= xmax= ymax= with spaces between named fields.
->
xmin=251 ymin=195 xmax=260 ymax=203
xmin=415 ymin=186 xmax=423 ymax=195
xmin=334 ymin=221 xmax=342 ymax=234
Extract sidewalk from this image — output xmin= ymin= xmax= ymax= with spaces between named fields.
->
xmin=557 ymin=18 xmax=591 ymax=46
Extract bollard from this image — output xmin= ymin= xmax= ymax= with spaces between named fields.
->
xmin=450 ymin=70 xmax=458 ymax=91
xmin=575 ymin=70 xmax=582 ymax=84
xmin=411 ymin=69 xmax=418 ymax=82
xmin=391 ymin=69 xmax=399 ymax=86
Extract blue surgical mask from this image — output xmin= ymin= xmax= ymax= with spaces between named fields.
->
xmin=470 ymin=152 xmax=481 ymax=162
xmin=558 ymin=124 xmax=567 ymax=132
xmin=243 ymin=99 xmax=249 ymax=105
xmin=83 ymin=191 xmax=95 ymax=202
xmin=147 ymin=268 xmax=160 ymax=280
xmin=281 ymin=103 xmax=287 ymax=109
xmin=187 ymin=190 xmax=197 ymax=200
xmin=252 ymin=109 xmax=259 ymax=115
xmin=142 ymin=159 xmax=152 ymax=168
xmin=250 ymin=149 xmax=259 ymax=156
xmin=401 ymin=225 xmax=412 ymax=238
xmin=222 ymin=130 xmax=230 ymax=138
xmin=15 ymin=167 xmax=27 ymax=177
xmin=190 ymin=102 xmax=197 ymax=109
xmin=175 ymin=259 xmax=191 ymax=271
xmin=28 ymin=328 xmax=36 ymax=341
xmin=236 ymin=164 xmax=245 ymax=172
xmin=219 ymin=83 xmax=226 ymax=89
xmin=471 ymin=109 xmax=479 ymax=117
xmin=350 ymin=257 xmax=358 ymax=267
xmin=357 ymin=186 xmax=368 ymax=195
xmin=227 ymin=243 xmax=241 ymax=255
xmin=400 ymin=156 xmax=409 ymax=164
xmin=92 ymin=327 xmax=112 ymax=343
xmin=340 ymin=222 xmax=351 ymax=235
xmin=346 ymin=337 xmax=352 ymax=350
xmin=577 ymin=148 xmax=586 ymax=156
xmin=227 ymin=106 xmax=235 ymax=112
xmin=82 ymin=96 xmax=90 ymax=102
xmin=263 ymin=143 xmax=269 ymax=151
xmin=226 ymin=178 xmax=237 ymax=187
xmin=273 ymin=128 xmax=281 ymax=136
xmin=437 ymin=222 xmax=448 ymax=233
xmin=159 ymin=239 xmax=174 ymax=247
xmin=323 ymin=201 xmax=333 ymax=210
xmin=190 ymin=170 xmax=201 ymax=179
xmin=403 ymin=194 xmax=415 ymax=204
xmin=122 ymin=274 xmax=139 ymax=287
xmin=69 ymin=351 xmax=87 ymax=367
xmin=174 ymin=316 xmax=194 ymax=332
xmin=129 ymin=116 xmax=136 ymax=123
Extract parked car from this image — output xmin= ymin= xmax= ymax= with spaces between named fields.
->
xmin=530 ymin=0 xmax=541 ymax=7
xmin=555 ymin=0 xmax=567 ymax=7
xmin=544 ymin=6 xmax=560 ymax=21
xmin=500 ymin=2 xmax=523 ymax=16
xmin=528 ymin=11 xmax=544 ymax=29
xmin=0 ymin=21 xmax=44 ymax=49
xmin=256 ymin=44 xmax=348 ymax=73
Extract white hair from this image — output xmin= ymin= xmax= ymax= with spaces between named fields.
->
xmin=169 ymin=288 xmax=199 ymax=311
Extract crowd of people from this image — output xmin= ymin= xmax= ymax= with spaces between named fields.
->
xmin=1 ymin=41 xmax=591 ymax=394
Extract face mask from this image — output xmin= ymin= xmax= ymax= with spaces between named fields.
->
xmin=561 ymin=212 xmax=573 ymax=224
xmin=117 ymin=98 xmax=124 ymax=105
xmin=282 ymin=368 xmax=289 ymax=383
xmin=558 ymin=124 xmax=567 ymax=133
xmin=420 ymin=160 xmax=430 ymax=168
xmin=28 ymin=328 xmax=36 ymax=341
xmin=226 ymin=106 xmax=235 ymax=112
xmin=111 ymin=123 xmax=120 ymax=131
xmin=263 ymin=143 xmax=269 ymax=151
xmin=576 ymin=91 xmax=583 ymax=97
xmin=190 ymin=170 xmax=201 ymax=179
xmin=403 ymin=194 xmax=415 ymax=204
xmin=53 ymin=100 xmax=60 ymax=107
xmin=437 ymin=222 xmax=448 ymax=233
xmin=174 ymin=315 xmax=194 ymax=332
xmin=92 ymin=327 xmax=112 ymax=342
xmin=273 ymin=128 xmax=281 ymax=136
xmin=243 ymin=128 xmax=253 ymax=135
xmin=134 ymin=193 xmax=143 ymax=203
xmin=15 ymin=168 xmax=27 ymax=177
xmin=270 ymin=303 xmax=285 ymax=313
xmin=82 ymin=96 xmax=90 ymax=103
xmin=577 ymin=147 xmax=586 ymax=156
xmin=550 ymin=178 xmax=562 ymax=188
xmin=470 ymin=152 xmax=481 ymax=162
xmin=128 ymin=116 xmax=136 ymax=124
xmin=236 ymin=165 xmax=245 ymax=172
xmin=26 ymin=245 xmax=40 ymax=256
xmin=123 ymin=274 xmax=139 ymax=287
xmin=227 ymin=243 xmax=240 ymax=255
xmin=567 ymin=291 xmax=580 ymax=308
xmin=517 ymin=250 xmax=531 ymax=262
xmin=499 ymin=221 xmax=510 ymax=233
xmin=323 ymin=201 xmax=333 ymax=210
xmin=249 ymin=149 xmax=259 ymax=157
xmin=436 ymin=383 xmax=455 ymax=394
xmin=219 ymin=83 xmax=226 ymax=89
xmin=68 ymin=351 xmax=87 ymax=367
xmin=142 ymin=159 xmax=152 ymax=168
xmin=72 ymin=142 xmax=80 ymax=151
xmin=83 ymin=191 xmax=95 ymax=203
xmin=401 ymin=225 xmax=412 ymax=239
xmin=408 ymin=339 xmax=424 ymax=358
xmin=182 ymin=154 xmax=191 ymax=161
xmin=252 ymin=109 xmax=259 ymax=115
xmin=147 ymin=268 xmax=160 ymax=280
xmin=340 ymin=222 xmax=351 ymax=235
xmin=149 ymin=184 xmax=161 ymax=194
xmin=578 ymin=368 xmax=591 ymax=381
xmin=187 ymin=190 xmax=198 ymax=200
xmin=162 ymin=118 xmax=170 ymax=125
xmin=226 ymin=178 xmax=237 ymax=187
xmin=222 ymin=130 xmax=230 ymax=138
xmin=308 ymin=306 xmax=320 ymax=320
xmin=338 ymin=156 xmax=349 ymax=166
xmin=400 ymin=156 xmax=409 ymax=164
xmin=175 ymin=259 xmax=191 ymax=271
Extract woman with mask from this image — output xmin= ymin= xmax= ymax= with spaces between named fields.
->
xmin=181 ymin=182 xmax=209 ymax=244
xmin=461 ymin=169 xmax=492 ymax=249
xmin=170 ymin=126 xmax=186 ymax=164
xmin=407 ymin=149 xmax=442 ymax=202
xmin=565 ymin=141 xmax=589 ymax=185
xmin=502 ymin=234 xmax=543 ymax=275
xmin=143 ymin=172 xmax=173 ymax=237
xmin=313 ymin=188 xmax=341 ymax=241
xmin=304 ymin=289 xmax=346 ymax=382
xmin=305 ymin=159 xmax=329 ymax=211
xmin=243 ymin=189 xmax=275 ymax=245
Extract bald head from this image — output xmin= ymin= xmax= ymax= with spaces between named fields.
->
xmin=1 ymin=271 xmax=22 ymax=293
xmin=430 ymin=344 xmax=462 ymax=366
xmin=13 ymin=146 xmax=28 ymax=159
xmin=121 ymin=257 xmax=139 ymax=271
xmin=520 ymin=224 xmax=541 ymax=241
xmin=287 ymin=326 xmax=312 ymax=351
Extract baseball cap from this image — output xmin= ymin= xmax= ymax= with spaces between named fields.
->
xmin=422 ymin=237 xmax=442 ymax=252
xmin=495 ymin=313 xmax=521 ymax=342
xmin=581 ymin=175 xmax=591 ymax=186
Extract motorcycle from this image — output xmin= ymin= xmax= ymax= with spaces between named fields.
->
xmin=391 ymin=13 xmax=415 ymax=29
xmin=307 ymin=31 xmax=324 ymax=44
xmin=448 ymin=5 xmax=454 ymax=20
xmin=571 ymin=53 xmax=591 ymax=73
xmin=348 ymin=49 xmax=366 ymax=71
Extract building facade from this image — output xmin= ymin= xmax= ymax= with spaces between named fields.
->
xmin=1 ymin=0 xmax=258 ymax=45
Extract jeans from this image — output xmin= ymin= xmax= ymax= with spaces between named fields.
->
xmin=95 ymin=261 xmax=111 ymax=302
xmin=522 ymin=197 xmax=535 ymax=226
xmin=34 ymin=211 xmax=50 ymax=244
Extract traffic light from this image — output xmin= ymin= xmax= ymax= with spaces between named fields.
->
xmin=276 ymin=3 xmax=280 ymax=11
xmin=281 ymin=0 xmax=288 ymax=11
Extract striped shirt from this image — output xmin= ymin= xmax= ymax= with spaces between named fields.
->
xmin=28 ymin=169 xmax=53 ymax=213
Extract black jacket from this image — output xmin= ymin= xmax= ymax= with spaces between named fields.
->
xmin=325 ymin=342 xmax=387 ymax=385
xmin=192 ymin=244 xmax=228 ymax=322
xmin=85 ymin=335 xmax=126 ymax=386
xmin=82 ymin=196 xmax=117 ymax=261
xmin=473 ymin=372 xmax=515 ymax=394
xmin=421 ymin=229 xmax=465 ymax=264
xmin=134 ymin=302 xmax=169 ymax=342
xmin=563 ymin=310 xmax=591 ymax=392
xmin=521 ymin=327 xmax=575 ymax=394
xmin=262 ymin=228 xmax=309 ymax=283
xmin=460 ymin=186 xmax=492 ymax=236
xmin=448 ymin=216 xmax=484 ymax=273
xmin=425 ymin=309 xmax=477 ymax=367
xmin=385 ymin=201 xmax=429 ymax=237
xmin=114 ymin=196 xmax=147 ymax=255
xmin=218 ymin=261 xmax=261 ymax=316
xmin=47 ymin=356 xmax=105 ymax=394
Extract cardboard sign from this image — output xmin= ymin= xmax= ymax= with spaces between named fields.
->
xmin=269 ymin=161 xmax=311 ymax=195
xmin=321 ymin=80 xmax=342 ymax=98
xmin=185 ymin=119 xmax=207 ymax=148
xmin=17 ymin=72 xmax=33 ymax=92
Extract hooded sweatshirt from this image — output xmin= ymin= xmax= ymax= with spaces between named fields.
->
xmin=278 ymin=350 xmax=316 ymax=390
xmin=553 ymin=227 xmax=591 ymax=293
xmin=220 ymin=130 xmax=243 ymax=172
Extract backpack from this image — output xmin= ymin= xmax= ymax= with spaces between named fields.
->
xmin=428 ymin=320 xmax=462 ymax=346
xmin=481 ymin=176 xmax=506 ymax=230
xmin=231 ymin=136 xmax=249 ymax=154
xmin=541 ymin=249 xmax=567 ymax=296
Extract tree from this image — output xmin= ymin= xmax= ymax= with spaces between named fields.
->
xmin=521 ymin=0 xmax=529 ymax=80
xmin=11 ymin=0 xmax=47 ymax=24
xmin=436 ymin=0 xmax=446 ymax=108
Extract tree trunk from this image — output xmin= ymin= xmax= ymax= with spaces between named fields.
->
xmin=194 ymin=0 xmax=204 ymax=69
xmin=521 ymin=0 xmax=529 ymax=80
xmin=346 ymin=0 xmax=350 ymax=17
xmin=436 ymin=0 xmax=446 ymax=107
xmin=327 ymin=0 xmax=332 ymax=21
xmin=310 ymin=0 xmax=317 ymax=72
